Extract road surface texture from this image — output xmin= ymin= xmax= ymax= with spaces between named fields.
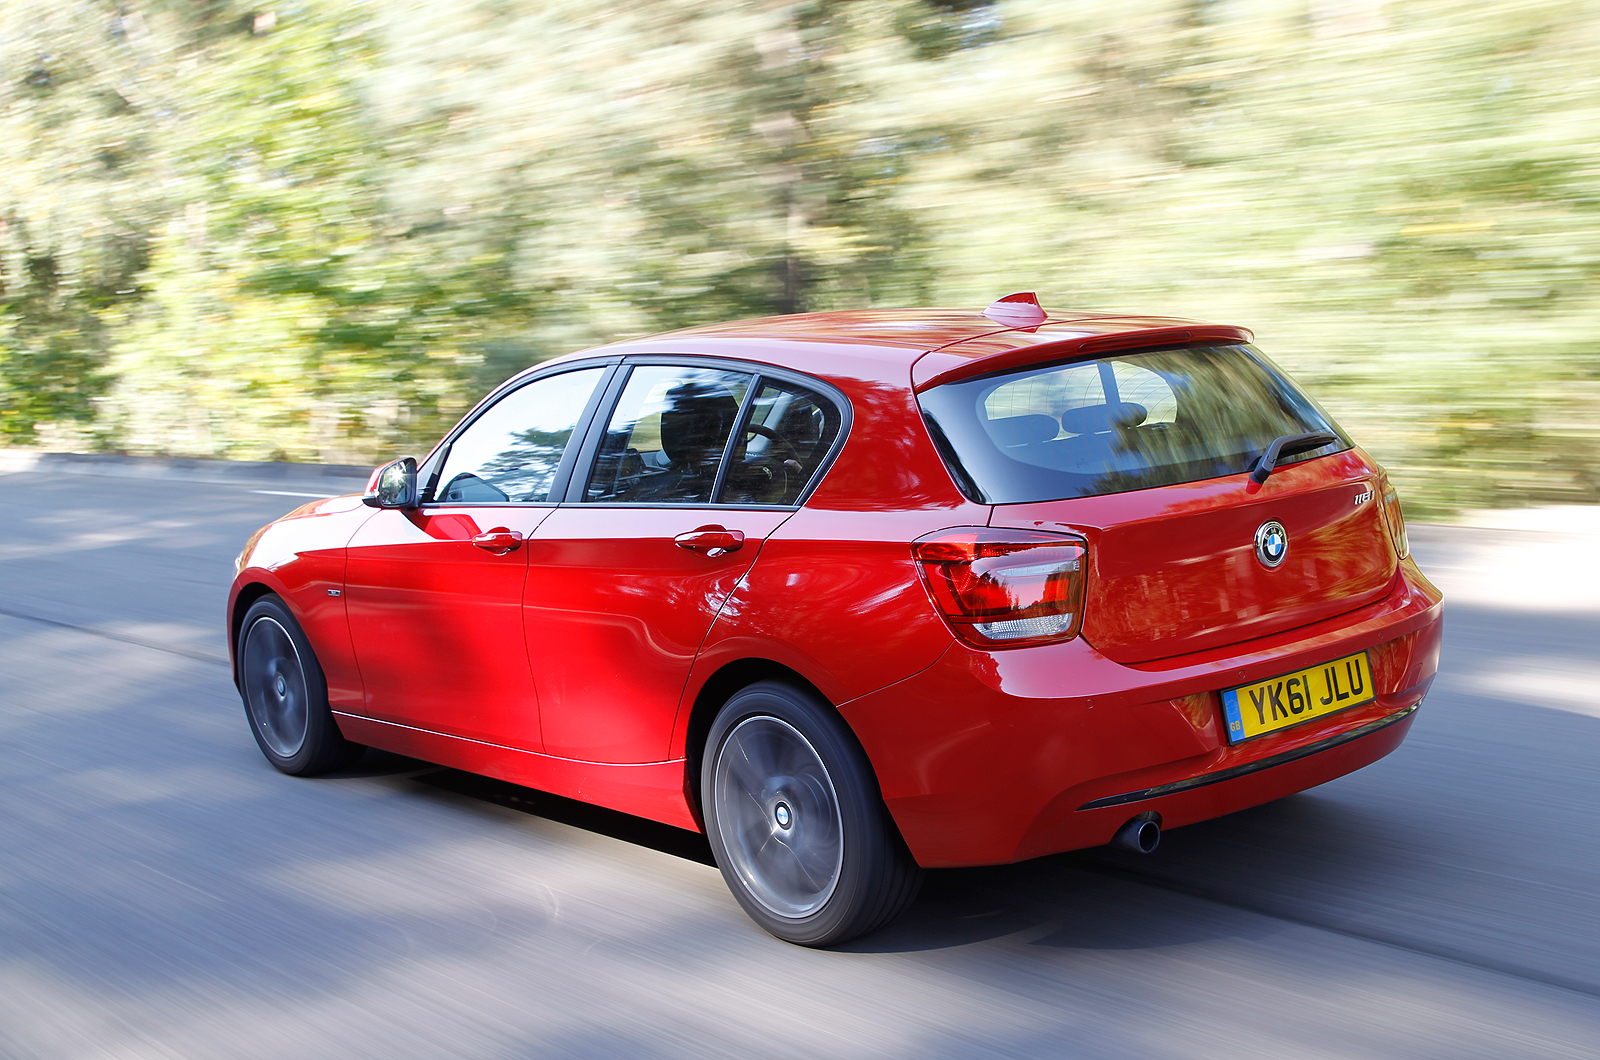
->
xmin=2 ymin=463 xmax=1597 ymax=1059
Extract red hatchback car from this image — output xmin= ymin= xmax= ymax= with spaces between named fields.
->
xmin=229 ymin=294 xmax=1442 ymax=945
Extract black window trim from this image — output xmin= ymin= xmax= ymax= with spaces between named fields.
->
xmin=417 ymin=356 xmax=623 ymax=507
xmin=559 ymin=353 xmax=853 ymax=510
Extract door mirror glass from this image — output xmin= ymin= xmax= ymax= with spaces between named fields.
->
xmin=363 ymin=457 xmax=418 ymax=509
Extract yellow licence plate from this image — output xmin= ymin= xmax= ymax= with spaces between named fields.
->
xmin=1220 ymin=651 xmax=1375 ymax=743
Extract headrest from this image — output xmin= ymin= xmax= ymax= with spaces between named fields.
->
xmin=1058 ymin=401 xmax=1147 ymax=435
xmin=660 ymin=382 xmax=741 ymax=465
xmin=985 ymin=414 xmax=1059 ymax=447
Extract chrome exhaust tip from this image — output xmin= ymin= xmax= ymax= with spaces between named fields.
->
xmin=1112 ymin=812 xmax=1161 ymax=854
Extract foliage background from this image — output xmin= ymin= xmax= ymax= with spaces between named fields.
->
xmin=2 ymin=0 xmax=1596 ymax=515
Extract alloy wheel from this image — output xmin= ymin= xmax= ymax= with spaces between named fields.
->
xmin=711 ymin=715 xmax=844 ymax=919
xmin=241 ymin=616 xmax=311 ymax=758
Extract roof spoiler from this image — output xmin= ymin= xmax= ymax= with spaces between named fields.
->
xmin=913 ymin=324 xmax=1254 ymax=392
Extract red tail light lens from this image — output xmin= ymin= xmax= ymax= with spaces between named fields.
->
xmin=1378 ymin=470 xmax=1409 ymax=559
xmin=913 ymin=528 xmax=1087 ymax=648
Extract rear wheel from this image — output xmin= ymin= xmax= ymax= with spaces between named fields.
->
xmin=702 ymin=681 xmax=922 ymax=946
xmin=237 ymin=595 xmax=362 ymax=775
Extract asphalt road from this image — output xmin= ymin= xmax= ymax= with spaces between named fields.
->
xmin=2 ymin=467 xmax=1598 ymax=1060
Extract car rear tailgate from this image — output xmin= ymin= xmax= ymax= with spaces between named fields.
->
xmin=988 ymin=449 xmax=1396 ymax=664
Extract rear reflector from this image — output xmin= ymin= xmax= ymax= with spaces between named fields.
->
xmin=913 ymin=527 xmax=1087 ymax=648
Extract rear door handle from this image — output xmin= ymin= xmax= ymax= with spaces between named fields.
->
xmin=472 ymin=527 xmax=524 ymax=554
xmin=674 ymin=525 xmax=745 ymax=556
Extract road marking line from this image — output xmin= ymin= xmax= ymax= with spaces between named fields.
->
xmin=251 ymin=489 xmax=338 ymax=498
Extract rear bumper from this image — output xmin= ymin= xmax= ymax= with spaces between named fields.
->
xmin=840 ymin=557 xmax=1443 ymax=868
xmin=1074 ymin=694 xmax=1423 ymax=811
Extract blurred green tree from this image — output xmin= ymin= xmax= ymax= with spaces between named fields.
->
xmin=1 ymin=0 xmax=1596 ymax=510
xmin=0 ymin=0 xmax=159 ymax=441
xmin=100 ymin=1 xmax=548 ymax=462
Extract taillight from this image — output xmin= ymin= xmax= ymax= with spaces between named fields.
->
xmin=913 ymin=527 xmax=1087 ymax=648
xmin=1378 ymin=471 xmax=1409 ymax=559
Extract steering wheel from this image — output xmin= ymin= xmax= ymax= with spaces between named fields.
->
xmin=743 ymin=423 xmax=803 ymax=465
xmin=733 ymin=423 xmax=804 ymax=503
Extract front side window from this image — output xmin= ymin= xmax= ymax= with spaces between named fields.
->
xmin=434 ymin=367 xmax=606 ymax=503
xmin=584 ymin=366 xmax=753 ymax=504
xmin=920 ymin=346 xmax=1350 ymax=504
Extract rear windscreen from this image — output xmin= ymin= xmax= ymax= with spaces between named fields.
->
xmin=918 ymin=345 xmax=1351 ymax=504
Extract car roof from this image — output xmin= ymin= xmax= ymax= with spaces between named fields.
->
xmin=537 ymin=305 xmax=1253 ymax=390
xmin=654 ymin=307 xmax=1211 ymax=351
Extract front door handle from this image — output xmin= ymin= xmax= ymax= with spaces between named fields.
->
xmin=472 ymin=527 xmax=524 ymax=554
xmin=674 ymin=525 xmax=745 ymax=557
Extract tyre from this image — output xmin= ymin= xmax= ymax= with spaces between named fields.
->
xmin=236 ymin=595 xmax=363 ymax=776
xmin=701 ymin=681 xmax=923 ymax=946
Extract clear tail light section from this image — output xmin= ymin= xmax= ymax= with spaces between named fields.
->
xmin=1378 ymin=470 xmax=1410 ymax=559
xmin=912 ymin=527 xmax=1087 ymax=648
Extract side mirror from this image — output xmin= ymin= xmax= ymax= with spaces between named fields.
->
xmin=362 ymin=457 xmax=418 ymax=509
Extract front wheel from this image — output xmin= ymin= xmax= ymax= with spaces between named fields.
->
xmin=237 ymin=595 xmax=362 ymax=776
xmin=701 ymin=681 xmax=922 ymax=946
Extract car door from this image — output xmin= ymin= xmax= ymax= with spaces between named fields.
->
xmin=525 ymin=363 xmax=845 ymax=763
xmin=343 ymin=364 xmax=611 ymax=749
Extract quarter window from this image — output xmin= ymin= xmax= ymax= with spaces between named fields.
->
xmin=434 ymin=367 xmax=606 ymax=503
xmin=719 ymin=380 xmax=844 ymax=506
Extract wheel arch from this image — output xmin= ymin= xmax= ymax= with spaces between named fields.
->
xmin=681 ymin=657 xmax=837 ymax=826
xmin=229 ymin=580 xmax=280 ymax=687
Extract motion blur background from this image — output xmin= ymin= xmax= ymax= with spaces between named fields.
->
xmin=2 ymin=0 xmax=1596 ymax=516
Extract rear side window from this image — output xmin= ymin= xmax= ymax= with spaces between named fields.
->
xmin=919 ymin=345 xmax=1350 ymax=504
xmin=584 ymin=366 xmax=753 ymax=504
xmin=581 ymin=365 xmax=846 ymax=506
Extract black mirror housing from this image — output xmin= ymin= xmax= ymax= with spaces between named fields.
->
xmin=362 ymin=457 xmax=418 ymax=509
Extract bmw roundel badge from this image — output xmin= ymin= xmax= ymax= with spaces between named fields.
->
xmin=1255 ymin=520 xmax=1289 ymax=569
